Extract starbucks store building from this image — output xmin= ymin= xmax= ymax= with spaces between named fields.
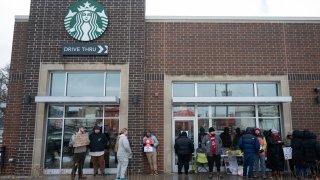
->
xmin=3 ymin=0 xmax=320 ymax=176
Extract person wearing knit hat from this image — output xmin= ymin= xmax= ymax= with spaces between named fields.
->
xmin=174 ymin=131 xmax=194 ymax=175
xmin=253 ymin=128 xmax=267 ymax=179
xmin=201 ymin=127 xmax=223 ymax=179
xmin=266 ymin=128 xmax=285 ymax=179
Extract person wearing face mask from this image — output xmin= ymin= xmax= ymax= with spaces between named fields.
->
xmin=202 ymin=127 xmax=224 ymax=179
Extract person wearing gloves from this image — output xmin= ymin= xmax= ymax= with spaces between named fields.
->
xmin=142 ymin=130 xmax=159 ymax=175
xmin=115 ymin=128 xmax=132 ymax=180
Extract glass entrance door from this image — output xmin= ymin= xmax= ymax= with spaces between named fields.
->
xmin=44 ymin=105 xmax=119 ymax=174
xmin=172 ymin=119 xmax=195 ymax=172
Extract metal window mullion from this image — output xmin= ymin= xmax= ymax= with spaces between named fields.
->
xmin=255 ymin=105 xmax=259 ymax=128
xmin=195 ymin=83 xmax=197 ymax=97
xmin=104 ymin=72 xmax=107 ymax=96
xmin=64 ymin=72 xmax=68 ymax=96
xmin=59 ymin=104 xmax=66 ymax=169
xmin=43 ymin=104 xmax=50 ymax=169
xmin=254 ymin=83 xmax=258 ymax=97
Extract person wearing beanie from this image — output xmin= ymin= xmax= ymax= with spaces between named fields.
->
xmin=89 ymin=125 xmax=108 ymax=176
xmin=202 ymin=127 xmax=224 ymax=179
xmin=266 ymin=128 xmax=285 ymax=179
xmin=174 ymin=131 xmax=194 ymax=175
xmin=142 ymin=130 xmax=159 ymax=175
xmin=253 ymin=128 xmax=267 ymax=179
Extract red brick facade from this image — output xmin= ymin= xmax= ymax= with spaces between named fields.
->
xmin=3 ymin=0 xmax=320 ymax=177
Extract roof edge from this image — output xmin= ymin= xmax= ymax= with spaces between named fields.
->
xmin=15 ymin=15 xmax=29 ymax=22
xmin=145 ymin=16 xmax=320 ymax=23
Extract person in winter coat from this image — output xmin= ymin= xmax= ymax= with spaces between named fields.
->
xmin=253 ymin=128 xmax=267 ymax=179
xmin=220 ymin=127 xmax=232 ymax=148
xmin=202 ymin=127 xmax=224 ymax=179
xmin=291 ymin=130 xmax=306 ymax=178
xmin=71 ymin=126 xmax=90 ymax=180
xmin=174 ymin=131 xmax=194 ymax=175
xmin=89 ymin=126 xmax=108 ymax=176
xmin=198 ymin=127 xmax=207 ymax=148
xmin=232 ymin=127 xmax=242 ymax=150
xmin=302 ymin=130 xmax=318 ymax=179
xmin=238 ymin=127 xmax=260 ymax=179
xmin=266 ymin=128 xmax=285 ymax=179
xmin=143 ymin=130 xmax=159 ymax=175
xmin=115 ymin=128 xmax=132 ymax=180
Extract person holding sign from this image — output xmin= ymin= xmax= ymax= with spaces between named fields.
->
xmin=143 ymin=130 xmax=159 ymax=175
xmin=70 ymin=126 xmax=90 ymax=180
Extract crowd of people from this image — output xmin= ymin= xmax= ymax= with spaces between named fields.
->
xmin=68 ymin=125 xmax=320 ymax=180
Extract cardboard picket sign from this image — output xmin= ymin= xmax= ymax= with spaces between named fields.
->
xmin=72 ymin=133 xmax=90 ymax=147
xmin=283 ymin=147 xmax=292 ymax=160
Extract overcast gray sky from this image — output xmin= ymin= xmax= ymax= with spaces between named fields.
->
xmin=1 ymin=0 xmax=320 ymax=68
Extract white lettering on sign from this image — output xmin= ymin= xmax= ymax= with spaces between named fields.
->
xmin=64 ymin=47 xmax=81 ymax=52
xmin=82 ymin=47 xmax=96 ymax=51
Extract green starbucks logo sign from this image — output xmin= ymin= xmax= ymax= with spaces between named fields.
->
xmin=64 ymin=0 xmax=109 ymax=41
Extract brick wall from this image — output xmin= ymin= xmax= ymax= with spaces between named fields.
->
xmin=144 ymin=21 xmax=320 ymax=148
xmin=3 ymin=21 xmax=28 ymax=175
xmin=5 ymin=0 xmax=145 ymax=175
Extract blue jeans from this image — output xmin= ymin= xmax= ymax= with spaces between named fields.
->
xmin=254 ymin=152 xmax=266 ymax=176
xmin=295 ymin=163 xmax=307 ymax=178
xmin=243 ymin=152 xmax=256 ymax=178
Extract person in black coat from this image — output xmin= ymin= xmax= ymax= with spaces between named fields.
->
xmin=89 ymin=126 xmax=108 ymax=176
xmin=220 ymin=127 xmax=232 ymax=148
xmin=174 ymin=131 xmax=194 ymax=175
xmin=291 ymin=130 xmax=306 ymax=178
xmin=302 ymin=130 xmax=318 ymax=179
xmin=266 ymin=128 xmax=285 ymax=179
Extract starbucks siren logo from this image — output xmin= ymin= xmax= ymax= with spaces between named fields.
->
xmin=64 ymin=0 xmax=109 ymax=41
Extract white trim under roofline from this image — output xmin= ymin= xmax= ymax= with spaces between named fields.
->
xmin=145 ymin=16 xmax=320 ymax=23
xmin=35 ymin=96 xmax=119 ymax=103
xmin=172 ymin=96 xmax=292 ymax=103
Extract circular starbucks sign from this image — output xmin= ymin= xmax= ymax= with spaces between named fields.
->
xmin=64 ymin=0 xmax=109 ymax=41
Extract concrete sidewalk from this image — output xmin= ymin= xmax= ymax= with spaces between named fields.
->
xmin=0 ymin=173 xmax=295 ymax=180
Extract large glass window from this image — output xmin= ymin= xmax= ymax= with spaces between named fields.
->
xmin=173 ymin=106 xmax=195 ymax=117
xmin=67 ymin=73 xmax=104 ymax=96
xmin=173 ymin=82 xmax=279 ymax=97
xmin=197 ymin=83 xmax=215 ymax=97
xmin=45 ymin=105 xmax=119 ymax=170
xmin=49 ymin=71 xmax=121 ymax=97
xmin=173 ymin=83 xmax=195 ymax=97
xmin=257 ymin=83 xmax=278 ymax=96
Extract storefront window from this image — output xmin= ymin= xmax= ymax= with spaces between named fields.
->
xmin=257 ymin=83 xmax=278 ymax=96
xmin=216 ymin=83 xmax=227 ymax=96
xmin=197 ymin=106 xmax=209 ymax=117
xmin=65 ymin=106 xmax=103 ymax=118
xmin=173 ymin=83 xmax=194 ymax=97
xmin=49 ymin=71 xmax=121 ymax=97
xmin=50 ymin=73 xmax=65 ymax=96
xmin=45 ymin=105 xmax=120 ymax=170
xmin=258 ymin=105 xmax=279 ymax=117
xmin=67 ymin=73 xmax=104 ymax=96
xmin=215 ymin=106 xmax=227 ymax=117
xmin=106 ymin=72 xmax=120 ymax=97
xmin=227 ymin=84 xmax=254 ymax=97
xmin=228 ymin=106 xmax=255 ymax=117
xmin=173 ymin=106 xmax=195 ymax=117
xmin=197 ymin=83 xmax=215 ymax=97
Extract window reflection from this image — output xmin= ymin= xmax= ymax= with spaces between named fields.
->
xmin=258 ymin=105 xmax=279 ymax=117
xmin=173 ymin=106 xmax=195 ymax=117
xmin=173 ymin=83 xmax=195 ymax=97
xmin=228 ymin=106 xmax=255 ymax=117
xmin=259 ymin=118 xmax=280 ymax=133
xmin=197 ymin=83 xmax=215 ymax=97
xmin=106 ymin=72 xmax=121 ymax=97
xmin=227 ymin=84 xmax=254 ymax=97
xmin=65 ymin=106 xmax=103 ymax=118
xmin=67 ymin=73 xmax=104 ymax=96
xmin=257 ymin=83 xmax=278 ymax=96
xmin=48 ymin=105 xmax=64 ymax=118
xmin=216 ymin=84 xmax=227 ymax=97
xmin=197 ymin=106 xmax=209 ymax=117
xmin=50 ymin=73 xmax=65 ymax=96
